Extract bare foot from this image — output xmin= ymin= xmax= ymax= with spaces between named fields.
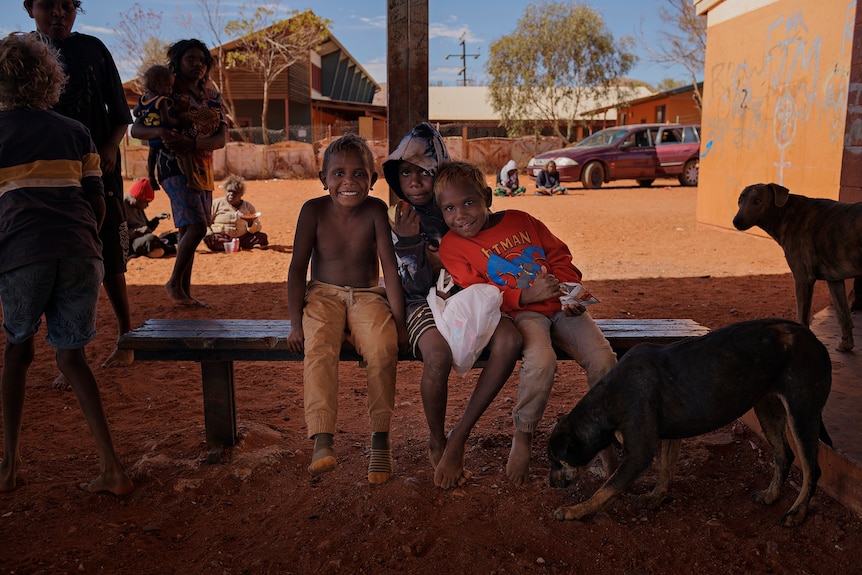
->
xmin=434 ymin=440 xmax=467 ymax=489
xmin=0 ymin=458 xmax=18 ymax=492
xmin=102 ymin=347 xmax=133 ymax=368
xmin=79 ymin=473 xmax=134 ymax=496
xmin=506 ymin=430 xmax=532 ymax=486
xmin=51 ymin=373 xmax=71 ymax=391
xmin=428 ymin=434 xmax=446 ymax=470
xmin=165 ymin=282 xmax=197 ymax=305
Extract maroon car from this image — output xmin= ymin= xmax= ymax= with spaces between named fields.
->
xmin=526 ymin=123 xmax=701 ymax=189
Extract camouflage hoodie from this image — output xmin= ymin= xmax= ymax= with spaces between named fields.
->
xmin=383 ymin=122 xmax=452 ymax=313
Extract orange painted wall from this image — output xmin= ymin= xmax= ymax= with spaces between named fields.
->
xmin=696 ymin=0 xmax=855 ymax=232
xmin=623 ymin=92 xmax=701 ymax=126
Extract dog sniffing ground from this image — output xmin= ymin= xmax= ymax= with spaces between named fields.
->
xmin=1 ymin=178 xmax=860 ymax=574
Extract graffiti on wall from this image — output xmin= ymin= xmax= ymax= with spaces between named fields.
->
xmin=704 ymin=1 xmax=854 ymax=191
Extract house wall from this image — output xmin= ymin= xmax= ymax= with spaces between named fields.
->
xmin=695 ymin=0 xmax=856 ymax=231
xmin=622 ymin=92 xmax=701 ymax=126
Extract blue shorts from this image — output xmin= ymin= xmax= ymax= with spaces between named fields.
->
xmin=162 ymin=175 xmax=212 ymax=228
xmin=0 ymin=258 xmax=104 ymax=349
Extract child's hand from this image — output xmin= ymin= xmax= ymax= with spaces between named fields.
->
xmin=562 ymin=303 xmax=586 ymax=316
xmin=156 ymin=212 xmax=170 ymax=220
xmin=286 ymin=325 xmax=304 ymax=354
xmin=391 ymin=201 xmax=420 ymax=238
xmin=520 ymin=266 xmax=560 ymax=305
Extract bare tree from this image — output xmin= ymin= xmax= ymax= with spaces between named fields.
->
xmin=192 ymin=0 xmax=239 ymax=135
xmin=642 ymin=0 xmax=706 ymax=108
xmin=111 ymin=3 xmax=169 ymax=84
xmin=225 ymin=8 xmax=329 ymax=145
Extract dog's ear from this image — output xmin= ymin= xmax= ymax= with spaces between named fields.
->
xmin=768 ymin=183 xmax=790 ymax=207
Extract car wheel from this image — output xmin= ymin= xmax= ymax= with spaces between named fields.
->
xmin=678 ymin=159 xmax=699 ymax=186
xmin=637 ymin=179 xmax=655 ymax=187
xmin=581 ymin=162 xmax=604 ymax=189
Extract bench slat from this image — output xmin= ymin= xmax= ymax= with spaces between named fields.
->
xmin=117 ymin=317 xmax=709 ymax=460
xmin=119 ymin=318 xmax=709 ymax=358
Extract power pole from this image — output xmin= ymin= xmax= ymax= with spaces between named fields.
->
xmin=445 ymin=34 xmax=479 ymax=87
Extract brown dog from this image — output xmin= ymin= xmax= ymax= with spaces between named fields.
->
xmin=732 ymin=182 xmax=862 ymax=351
xmin=548 ymin=319 xmax=832 ymax=527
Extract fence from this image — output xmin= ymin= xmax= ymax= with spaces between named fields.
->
xmin=229 ymin=122 xmax=361 ymax=145
xmin=123 ymin=127 xmax=567 ymax=182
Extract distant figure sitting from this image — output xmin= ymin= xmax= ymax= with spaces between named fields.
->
xmin=535 ymin=160 xmax=567 ymax=195
xmin=494 ymin=159 xmax=526 ymax=196
xmin=124 ymin=178 xmax=174 ymax=258
xmin=204 ymin=175 xmax=268 ymax=251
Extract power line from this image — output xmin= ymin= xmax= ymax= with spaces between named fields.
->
xmin=445 ymin=35 xmax=479 ymax=87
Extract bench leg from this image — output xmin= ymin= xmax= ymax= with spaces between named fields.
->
xmin=200 ymin=360 xmax=238 ymax=463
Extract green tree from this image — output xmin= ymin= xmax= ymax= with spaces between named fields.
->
xmin=656 ymin=77 xmax=686 ymax=92
xmin=642 ymin=0 xmax=706 ymax=109
xmin=485 ymin=1 xmax=636 ymax=141
xmin=225 ymin=8 xmax=329 ymax=145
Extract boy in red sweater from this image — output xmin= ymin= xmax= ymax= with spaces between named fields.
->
xmin=436 ymin=161 xmax=618 ymax=486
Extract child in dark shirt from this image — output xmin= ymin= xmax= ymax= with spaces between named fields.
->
xmin=384 ymin=124 xmax=521 ymax=488
xmin=0 ymin=32 xmax=133 ymax=496
xmin=133 ymin=64 xmax=198 ymax=192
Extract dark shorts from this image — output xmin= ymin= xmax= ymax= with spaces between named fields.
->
xmin=0 ymin=258 xmax=104 ymax=349
xmin=406 ymin=303 xmax=438 ymax=358
xmin=101 ymin=170 xmax=129 ymax=275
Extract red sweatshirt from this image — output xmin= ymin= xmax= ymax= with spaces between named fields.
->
xmin=439 ymin=210 xmax=582 ymax=317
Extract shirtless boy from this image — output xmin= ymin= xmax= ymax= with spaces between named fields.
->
xmin=287 ymin=134 xmax=407 ymax=484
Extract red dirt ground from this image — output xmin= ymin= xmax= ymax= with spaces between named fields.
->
xmin=1 ymin=178 xmax=860 ymax=575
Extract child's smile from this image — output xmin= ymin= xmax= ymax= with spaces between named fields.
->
xmin=319 ymin=149 xmax=376 ymax=207
xmin=437 ymin=183 xmax=490 ymax=238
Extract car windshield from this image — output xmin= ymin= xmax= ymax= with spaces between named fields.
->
xmin=573 ymin=128 xmax=630 ymax=148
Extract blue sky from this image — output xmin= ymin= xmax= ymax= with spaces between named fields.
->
xmin=1 ymin=1 xmax=690 ymax=87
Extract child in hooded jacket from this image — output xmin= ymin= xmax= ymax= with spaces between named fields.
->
xmin=384 ymin=124 xmax=521 ymax=488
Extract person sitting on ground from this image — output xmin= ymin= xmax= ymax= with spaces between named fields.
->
xmin=494 ymin=159 xmax=526 ymax=196
xmin=535 ymin=160 xmax=567 ymax=195
xmin=384 ymin=122 xmax=522 ymax=489
xmin=132 ymin=64 xmax=186 ymax=192
xmin=286 ymin=134 xmax=407 ymax=484
xmin=435 ymin=160 xmax=619 ymax=487
xmin=0 ymin=31 xmax=133 ymax=496
xmin=124 ymin=178 xmax=173 ymax=258
xmin=204 ymin=175 xmax=268 ymax=251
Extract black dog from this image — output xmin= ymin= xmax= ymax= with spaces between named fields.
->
xmin=733 ymin=182 xmax=862 ymax=351
xmin=548 ymin=319 xmax=832 ymax=527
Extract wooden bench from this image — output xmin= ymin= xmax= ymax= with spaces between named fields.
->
xmin=118 ymin=318 xmax=710 ymax=462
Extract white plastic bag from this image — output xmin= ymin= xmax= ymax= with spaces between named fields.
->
xmin=427 ymin=271 xmax=503 ymax=376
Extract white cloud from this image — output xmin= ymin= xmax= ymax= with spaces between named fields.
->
xmin=356 ymin=15 xmax=385 ymax=30
xmin=361 ymin=56 xmax=386 ymax=84
xmin=429 ymin=22 xmax=480 ymax=44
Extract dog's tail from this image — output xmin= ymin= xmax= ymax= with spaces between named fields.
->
xmin=820 ymin=420 xmax=833 ymax=448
